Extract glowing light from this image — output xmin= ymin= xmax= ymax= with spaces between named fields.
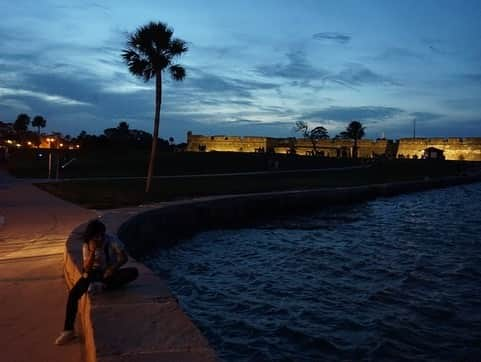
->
xmin=59 ymin=143 xmax=64 ymax=147
xmin=16 ymin=143 xmax=21 ymax=148
xmin=27 ymin=141 xmax=32 ymax=145
xmin=6 ymin=140 xmax=13 ymax=144
xmin=76 ymin=145 xmax=80 ymax=148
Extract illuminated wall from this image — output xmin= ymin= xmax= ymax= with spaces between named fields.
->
xmin=187 ymin=132 xmax=392 ymax=158
xmin=397 ymin=138 xmax=481 ymax=161
xmin=187 ymin=132 xmax=481 ymax=160
xmin=186 ymin=133 xmax=268 ymax=153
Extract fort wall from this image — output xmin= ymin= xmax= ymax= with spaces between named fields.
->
xmin=187 ymin=132 xmax=391 ymax=158
xmin=397 ymin=138 xmax=481 ymax=161
xmin=187 ymin=132 xmax=481 ymax=161
xmin=186 ymin=133 xmax=267 ymax=153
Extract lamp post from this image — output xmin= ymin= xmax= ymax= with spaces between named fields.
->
xmin=47 ymin=137 xmax=54 ymax=179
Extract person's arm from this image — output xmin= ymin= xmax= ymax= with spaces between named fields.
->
xmin=112 ymin=248 xmax=128 ymax=270
xmin=103 ymin=238 xmax=127 ymax=278
xmin=82 ymin=241 xmax=96 ymax=273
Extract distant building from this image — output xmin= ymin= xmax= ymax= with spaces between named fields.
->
xmin=186 ymin=132 xmax=481 ymax=161
xmin=0 ymin=121 xmax=14 ymax=139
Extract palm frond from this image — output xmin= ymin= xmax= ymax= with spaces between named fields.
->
xmin=123 ymin=21 xmax=188 ymax=82
xmin=170 ymin=38 xmax=188 ymax=56
xmin=169 ymin=65 xmax=186 ymax=81
xmin=122 ymin=49 xmax=153 ymax=80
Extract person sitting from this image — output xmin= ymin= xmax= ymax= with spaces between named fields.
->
xmin=55 ymin=219 xmax=138 ymax=345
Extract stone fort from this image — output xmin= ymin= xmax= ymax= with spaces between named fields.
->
xmin=186 ymin=132 xmax=481 ymax=161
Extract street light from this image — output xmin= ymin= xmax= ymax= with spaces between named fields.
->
xmin=47 ymin=137 xmax=55 ymax=179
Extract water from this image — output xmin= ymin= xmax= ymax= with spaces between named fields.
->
xmin=141 ymin=183 xmax=481 ymax=361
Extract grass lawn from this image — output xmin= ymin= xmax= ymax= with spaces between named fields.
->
xmin=35 ymin=159 xmax=470 ymax=209
xmin=7 ymin=148 xmax=359 ymax=178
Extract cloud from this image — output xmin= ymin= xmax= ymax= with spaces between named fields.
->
xmin=312 ymin=32 xmax=351 ymax=44
xmin=0 ymin=98 xmax=32 ymax=113
xmin=256 ymin=50 xmax=328 ymax=83
xmin=328 ymin=63 xmax=399 ymax=87
xmin=218 ymin=119 xmax=292 ymax=127
xmin=381 ymin=117 xmax=481 ymax=139
xmin=101 ymin=83 xmax=152 ymax=94
xmin=183 ymin=69 xmax=279 ymax=99
xmin=0 ymin=87 xmax=91 ymax=106
xmin=421 ymin=38 xmax=451 ymax=55
xmin=374 ymin=47 xmax=423 ymax=61
xmin=410 ymin=112 xmax=442 ymax=122
xmin=444 ymin=98 xmax=481 ymax=111
xmin=304 ymin=106 xmax=404 ymax=122
xmin=183 ymin=118 xmax=294 ymax=138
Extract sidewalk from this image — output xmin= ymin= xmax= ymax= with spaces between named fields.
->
xmin=0 ymin=167 xmax=96 ymax=362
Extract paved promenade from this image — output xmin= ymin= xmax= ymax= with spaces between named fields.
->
xmin=0 ymin=167 xmax=96 ymax=362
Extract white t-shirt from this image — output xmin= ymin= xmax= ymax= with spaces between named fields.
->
xmin=82 ymin=233 xmax=125 ymax=271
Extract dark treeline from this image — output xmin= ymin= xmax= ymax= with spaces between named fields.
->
xmin=76 ymin=121 xmax=183 ymax=152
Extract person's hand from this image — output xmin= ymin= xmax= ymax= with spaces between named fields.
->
xmin=103 ymin=267 xmax=114 ymax=279
xmin=88 ymin=240 xmax=97 ymax=252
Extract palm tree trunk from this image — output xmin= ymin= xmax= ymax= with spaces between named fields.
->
xmin=353 ymin=138 xmax=358 ymax=159
xmin=145 ymin=71 xmax=162 ymax=193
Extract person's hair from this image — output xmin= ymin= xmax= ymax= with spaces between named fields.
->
xmin=83 ymin=219 xmax=106 ymax=243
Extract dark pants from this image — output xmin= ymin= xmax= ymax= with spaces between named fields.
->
xmin=63 ymin=267 xmax=138 ymax=331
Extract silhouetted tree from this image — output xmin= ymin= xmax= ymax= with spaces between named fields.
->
xmin=14 ymin=113 xmax=30 ymax=141
xmin=118 ymin=121 xmax=129 ymax=133
xmin=32 ymin=115 xmax=47 ymax=147
xmin=122 ymin=21 xmax=188 ymax=192
xmin=295 ymin=120 xmax=329 ymax=155
xmin=104 ymin=121 xmax=131 ymax=143
xmin=339 ymin=121 xmax=365 ymax=159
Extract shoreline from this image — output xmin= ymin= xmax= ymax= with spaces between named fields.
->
xmin=64 ymin=173 xmax=481 ymax=361
xmin=118 ymin=173 xmax=481 ymax=258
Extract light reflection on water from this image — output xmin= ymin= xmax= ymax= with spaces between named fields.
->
xmin=142 ymin=183 xmax=481 ymax=361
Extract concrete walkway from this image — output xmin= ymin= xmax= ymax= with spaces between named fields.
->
xmin=0 ymin=166 xmax=96 ymax=362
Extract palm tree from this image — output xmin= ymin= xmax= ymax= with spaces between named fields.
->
xmin=295 ymin=120 xmax=329 ymax=155
xmin=32 ymin=115 xmax=47 ymax=147
xmin=14 ymin=113 xmax=30 ymax=143
xmin=339 ymin=121 xmax=365 ymax=159
xmin=122 ymin=21 xmax=188 ymax=192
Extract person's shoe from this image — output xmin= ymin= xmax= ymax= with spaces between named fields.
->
xmin=54 ymin=330 xmax=76 ymax=345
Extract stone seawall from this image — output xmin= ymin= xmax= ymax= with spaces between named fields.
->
xmin=64 ymin=223 xmax=218 ymax=362
xmin=118 ymin=175 xmax=481 ymax=258
xmin=64 ymin=174 xmax=481 ymax=361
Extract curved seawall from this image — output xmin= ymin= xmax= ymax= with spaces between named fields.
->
xmin=64 ymin=173 xmax=481 ymax=361
xmin=118 ymin=174 xmax=481 ymax=258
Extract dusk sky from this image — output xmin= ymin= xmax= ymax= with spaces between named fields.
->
xmin=1 ymin=0 xmax=481 ymax=141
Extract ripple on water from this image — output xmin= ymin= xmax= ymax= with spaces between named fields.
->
xmin=141 ymin=183 xmax=481 ymax=361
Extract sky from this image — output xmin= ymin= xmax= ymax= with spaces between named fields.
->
xmin=1 ymin=0 xmax=481 ymax=142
